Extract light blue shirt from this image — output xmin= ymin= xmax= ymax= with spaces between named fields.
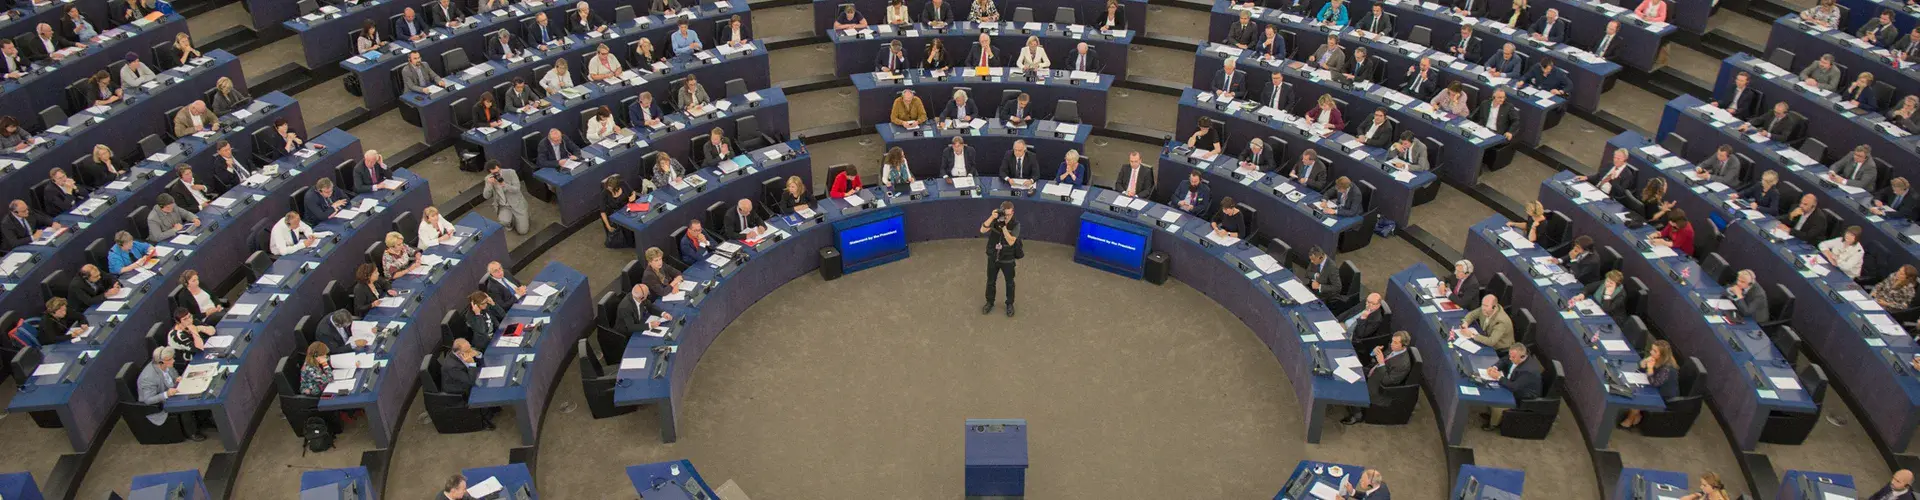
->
xmin=108 ymin=241 xmax=152 ymax=275
xmin=670 ymin=29 xmax=702 ymax=55
xmin=1315 ymin=4 xmax=1349 ymax=27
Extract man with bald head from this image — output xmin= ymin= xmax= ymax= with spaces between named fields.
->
xmin=1868 ymin=469 xmax=1914 ymax=500
xmin=1780 ymin=193 xmax=1828 ymax=241
xmin=1 ymin=199 xmax=57 ymax=251
xmin=26 ymin=23 xmax=80 ymax=61
xmin=172 ymin=100 xmax=219 ymax=137
xmin=724 ymin=198 xmax=763 ymax=240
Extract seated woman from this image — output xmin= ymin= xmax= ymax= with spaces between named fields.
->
xmin=777 ymin=176 xmax=814 ymax=214
xmin=87 ymin=71 xmax=121 ymax=107
xmin=640 ymin=247 xmax=684 ymax=298
xmin=600 ymin=174 xmax=636 ymax=245
xmin=584 ymin=105 xmax=630 ymax=143
xmin=351 ymin=263 xmax=393 ymax=316
xmin=379 ymin=232 xmax=421 ymax=279
xmin=1648 ymin=209 xmax=1693 ymax=256
xmin=830 ymin=166 xmax=864 ymax=198
xmin=1731 ymin=170 xmax=1783 ymax=215
xmin=1504 ymin=201 xmax=1550 ymax=243
xmin=210 ymin=77 xmax=251 ymax=114
xmin=1817 ymin=226 xmax=1865 ymax=279
xmin=173 ymin=270 xmax=225 ymax=323
xmin=1572 ymin=270 xmax=1628 ymax=317
xmin=36 ymin=297 xmax=89 ymax=346
xmin=299 ymin=342 xmax=332 ymax=396
xmin=1873 ymin=264 xmax=1917 ymax=309
xmin=1617 ymin=340 xmax=1679 ymax=429
xmin=164 ymin=307 xmax=214 ymax=369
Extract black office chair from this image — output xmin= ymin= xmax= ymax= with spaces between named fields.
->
xmin=1760 ymin=283 xmax=1794 ymax=333
xmin=1336 ymin=181 xmax=1379 ymax=253
xmin=1659 ymin=133 xmax=1688 ymax=161
xmin=1415 ymin=137 xmax=1444 ymax=204
xmin=39 ymin=106 xmax=68 ymax=133
xmin=1329 ymin=261 xmax=1362 ymax=313
xmin=1053 ymin=99 xmax=1081 ymax=124
xmin=125 ymin=206 xmax=152 ymax=241
xmin=115 ymin=362 xmax=191 ymax=444
xmin=1770 ymin=326 xmax=1803 ymax=366
xmin=1696 ymin=221 xmax=1723 ymax=258
xmin=294 ymin=314 xmax=318 ymax=349
xmin=63 ymin=79 xmax=91 ymax=115
xmin=1768 ymin=49 xmax=1796 ymax=70
xmin=1409 ymin=26 xmax=1432 ymax=46
xmin=1264 ymin=237 xmax=1297 ymax=270
xmin=273 ymin=355 xmax=341 ymax=437
xmin=1700 ymin=253 xmax=1732 ymax=286
xmin=1362 ymin=347 xmax=1423 ymax=425
xmin=577 ymin=338 xmax=636 ymax=419
xmin=1541 ymin=212 xmax=1573 ymax=257
xmin=1512 ymin=308 xmax=1536 ymax=349
xmin=1620 ymin=315 xmax=1652 ymax=351
xmin=138 ymin=135 xmax=166 ymax=161
xmin=450 ymin=97 xmax=474 ymax=131
xmin=37 ymin=269 xmax=68 ymax=306
xmin=736 ymin=115 xmax=776 ymax=151
xmin=1496 ymin=359 xmax=1564 ymax=440
xmin=1759 ymin=363 xmax=1826 ymax=445
xmin=1486 ymin=272 xmax=1514 ymax=306
xmin=724 ymin=78 xmax=747 ymax=98
xmin=1624 ymin=277 xmax=1649 ymax=319
xmin=1637 ymin=356 xmax=1707 ymax=438
xmin=85 ymin=237 xmax=112 ymax=270
xmin=1053 ymin=6 xmax=1076 ymax=24
xmin=440 ymin=309 xmax=470 ymax=349
xmin=320 ymin=280 xmax=347 ymax=314
xmin=1011 ymin=6 xmax=1035 ymax=22
xmin=421 ymin=354 xmax=492 ymax=434
xmin=394 ymin=210 xmax=419 ymax=248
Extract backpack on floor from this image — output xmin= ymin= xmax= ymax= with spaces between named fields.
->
xmin=301 ymin=416 xmax=335 ymax=453
xmin=343 ymin=74 xmax=362 ymax=97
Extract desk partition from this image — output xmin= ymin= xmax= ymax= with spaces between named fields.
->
xmin=808 ymin=0 xmax=1147 ymax=35
xmin=286 ymin=0 xmax=627 ymax=69
xmin=852 ymin=67 xmax=1112 ymax=127
xmin=1453 ymin=465 xmax=1526 ymax=499
xmin=298 ymin=467 xmax=375 ymax=500
xmin=606 ymin=140 xmax=810 ymax=260
xmin=338 ymin=0 xmax=614 ymax=110
xmin=877 ymin=120 xmax=1089 ymax=180
xmin=1779 ymin=470 xmax=1856 ymax=500
xmin=613 ymin=176 xmax=1362 ymax=443
xmin=1152 ymin=140 xmax=1364 ymax=258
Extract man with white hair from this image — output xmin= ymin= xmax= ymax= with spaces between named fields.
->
xmin=138 ymin=346 xmax=208 ymax=440
xmin=353 ymin=149 xmax=395 ymax=192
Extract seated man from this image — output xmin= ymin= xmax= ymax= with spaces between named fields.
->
xmin=1239 ymin=138 xmax=1276 ymax=172
xmin=535 ymin=128 xmax=582 ymax=171
xmin=486 ymin=29 xmax=524 ymax=60
xmin=1452 ymin=294 xmax=1514 ymax=350
xmin=1321 ymin=177 xmax=1362 ymax=217
xmin=1287 ymin=150 xmax=1330 ymax=192
xmin=1779 ymin=193 xmax=1828 ymax=242
xmin=1212 ymin=58 xmax=1246 ymax=98
xmin=1482 ymin=43 xmax=1524 ymax=77
xmin=1530 ymin=8 xmax=1567 ymax=44
xmin=1521 ymin=58 xmax=1569 ymax=97
xmin=39 ymin=168 xmax=89 ymax=215
xmin=1342 ymin=293 xmax=1386 ymax=340
xmin=890 ymin=89 xmax=928 ymax=128
xmin=941 ymin=89 xmax=980 ymax=123
xmin=269 ymin=210 xmax=317 ymax=256
xmin=722 ymin=199 xmax=764 ymax=240
xmin=1002 ymin=139 xmax=1037 ymax=180
xmin=615 ymin=283 xmax=669 ymax=334
xmin=145 ymin=194 xmax=199 ymax=242
xmin=1402 ymin=57 xmax=1439 ymax=99
xmin=138 ymin=347 xmax=209 ymax=441
xmin=940 ymin=136 xmax=977 ymax=177
xmin=301 ymin=178 xmax=355 ymax=224
xmin=1304 ymin=247 xmax=1340 ymax=297
xmin=440 ymin=338 xmax=482 ymax=395
xmin=1353 ymin=108 xmax=1394 ymax=148
xmin=1113 ymin=151 xmax=1153 ymax=198
xmin=700 ymin=127 xmax=737 ymax=166
xmin=0 ymin=199 xmax=58 ymax=251
xmin=1738 ymin=102 xmax=1803 ymax=143
xmin=1172 ymin=170 xmax=1211 ymax=216
xmin=399 ymin=52 xmax=447 ymax=94
xmin=1872 ymin=177 xmax=1919 ymax=219
xmin=1482 ymin=344 xmax=1543 ymax=429
xmin=1000 ymin=92 xmax=1036 ymax=127
xmin=167 ymin=165 xmax=212 ymax=213
xmin=1726 ymin=269 xmax=1770 ymax=322
xmin=1442 ymin=260 xmax=1480 ymax=305
xmin=1261 ymin=71 xmax=1297 ymax=111
xmin=1388 ymin=132 xmax=1430 ymax=172
xmin=1341 ymin=329 xmax=1410 ymax=425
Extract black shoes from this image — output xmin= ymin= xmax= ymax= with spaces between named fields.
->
xmin=981 ymin=303 xmax=994 ymax=315
xmin=1005 ymin=303 xmax=1015 ymax=317
xmin=188 ymin=432 xmax=207 ymax=442
xmin=1341 ymin=411 xmax=1365 ymax=425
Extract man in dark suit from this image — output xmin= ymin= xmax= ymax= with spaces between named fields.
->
xmin=316 ymin=309 xmax=358 ymax=353
xmin=1592 ymin=20 xmax=1621 ymax=59
xmin=1454 ymin=0 xmax=1488 ymax=17
xmin=1484 ymin=344 xmax=1543 ymax=429
xmin=1113 ymin=151 xmax=1154 ymax=198
xmin=1529 ymin=8 xmax=1566 ymax=44
xmin=1443 ymin=260 xmax=1480 ymax=306
xmin=1287 ymin=150 xmax=1330 ymax=192
xmin=1740 ymin=101 xmax=1803 ymax=143
xmin=920 ymin=0 xmax=954 ymax=23
xmin=1260 ymin=72 xmax=1296 ymax=111
xmin=1521 ymin=58 xmax=1569 ymax=96
xmin=1860 ymin=10 xmax=1902 ymax=47
xmin=1401 ymin=57 xmax=1439 ymax=99
xmin=351 ymin=150 xmax=395 ymax=193
xmin=1445 ymin=25 xmax=1480 ymax=61
xmin=1564 ymin=236 xmax=1602 ymax=283
xmin=1727 ymin=269 xmax=1770 ymax=323
xmin=1342 ymin=292 xmax=1387 ymax=342
xmin=480 ymin=261 xmax=523 ymax=306
xmin=1354 ymin=108 xmax=1395 ymax=147
xmin=1321 ymin=177 xmax=1363 ymax=217
xmin=428 ymin=0 xmax=466 ymax=27
xmin=440 ymin=338 xmax=481 ymax=395
xmin=723 ymin=198 xmax=764 ymax=240
xmin=615 ymin=283 xmax=667 ymax=334
xmin=535 ymin=128 xmax=581 ymax=171
xmin=964 ymin=33 xmax=997 ymax=66
xmin=166 ymin=167 xmax=209 ymax=213
xmin=1482 ymin=43 xmax=1524 ymax=77
xmin=486 ymin=29 xmax=525 ymax=60
xmin=1354 ymin=4 xmax=1393 ymax=34
xmin=1895 ymin=28 xmax=1920 ymax=61
xmin=1342 ymin=330 xmax=1411 ymax=424
xmin=1224 ymin=10 xmax=1259 ymax=48
xmin=1781 ymin=194 xmax=1828 ymax=242
xmin=463 ymin=292 xmax=503 ymax=347
xmin=23 ymin=23 xmax=76 ymax=62
xmin=1305 ymin=246 xmax=1340 ymax=297
xmin=1 ymin=200 xmax=57 ymax=251
xmin=1000 ymin=93 xmax=1037 ymax=127
xmin=208 ymin=141 xmax=251 ymax=194
xmin=1873 ymin=178 xmax=1920 ymax=219
xmin=1253 ymin=24 xmax=1287 ymax=60
xmin=301 ymin=178 xmax=354 ymax=224
xmin=1473 ymin=88 xmax=1519 ymax=141
xmin=1002 ymin=139 xmax=1038 ymax=180
xmin=1864 ymin=470 xmax=1913 ymax=500
xmin=940 ymin=90 xmax=980 ymax=122
xmin=0 ymin=39 xmax=28 ymax=77
xmin=1212 ymin=57 xmax=1246 ymax=98
xmin=67 ymin=264 xmax=117 ymax=309
xmin=938 ymin=136 xmax=977 ymax=177
xmin=1715 ymin=71 xmax=1763 ymax=120
xmin=1063 ymin=43 xmax=1102 ymax=73
xmin=1346 ymin=46 xmax=1380 ymax=83
xmin=700 ymin=127 xmax=737 ymax=166
xmin=1172 ymin=170 xmax=1210 ymax=216
xmin=876 ymin=41 xmax=911 ymax=72
xmin=39 ymin=169 xmax=88 ymax=215
xmin=392 ymin=8 xmax=430 ymax=42
xmin=1239 ymin=138 xmax=1277 ymax=172
xmin=525 ymin=12 xmax=566 ymax=46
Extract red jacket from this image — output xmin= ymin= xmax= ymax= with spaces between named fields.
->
xmin=1659 ymin=222 xmax=1694 ymax=256
xmin=830 ymin=172 xmax=862 ymax=198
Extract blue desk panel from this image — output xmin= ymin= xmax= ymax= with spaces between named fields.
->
xmin=808 ymin=0 xmax=1147 ymax=35
xmin=1386 ymin=265 xmax=1515 ymax=446
xmin=852 ymin=67 xmax=1111 ymax=127
xmin=829 ymin=21 xmax=1132 ymax=77
xmin=467 ymin=261 xmax=592 ymax=445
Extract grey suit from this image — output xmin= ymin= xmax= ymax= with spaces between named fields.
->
xmin=1734 ymin=284 xmax=1769 ymax=323
xmin=1310 ymin=45 xmax=1347 ymax=72
xmin=1830 ymin=157 xmax=1877 ymax=189
xmin=401 ymin=62 xmax=441 ymax=93
xmin=1391 ymin=141 xmax=1429 ymax=171
xmin=484 ymin=168 xmax=531 ymax=233
xmin=1699 ymin=154 xmax=1742 ymax=186
xmin=136 ymin=363 xmax=175 ymax=425
xmin=1798 ymin=63 xmax=1841 ymax=91
xmin=146 ymin=206 xmax=198 ymax=242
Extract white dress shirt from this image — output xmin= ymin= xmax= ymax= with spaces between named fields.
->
xmin=270 ymin=217 xmax=314 ymax=255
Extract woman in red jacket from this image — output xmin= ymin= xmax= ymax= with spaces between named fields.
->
xmin=830 ymin=166 xmax=864 ymax=198
xmin=1651 ymin=209 xmax=1694 ymax=256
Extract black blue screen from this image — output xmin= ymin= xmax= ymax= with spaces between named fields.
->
xmin=835 ymin=207 xmax=909 ymax=273
xmin=1074 ymin=214 xmax=1150 ymax=279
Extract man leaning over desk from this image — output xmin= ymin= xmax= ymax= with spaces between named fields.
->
xmin=891 ymin=88 xmax=927 ymax=128
xmin=1451 ymin=294 xmax=1513 ymax=350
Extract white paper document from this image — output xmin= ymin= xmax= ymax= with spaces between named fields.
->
xmin=478 ymin=366 xmax=508 ymax=379
xmin=620 ymin=357 xmax=648 ymax=370
xmin=467 ymin=477 xmax=503 ymax=498
xmin=1451 ymin=335 xmax=1483 ymax=353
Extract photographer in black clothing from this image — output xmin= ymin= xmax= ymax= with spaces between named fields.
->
xmin=980 ymin=201 xmax=1022 ymax=317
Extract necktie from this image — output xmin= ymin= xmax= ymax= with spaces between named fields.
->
xmin=1895 ymin=194 xmax=1905 ymax=207
xmin=1371 ymin=16 xmax=1379 ymax=31
xmin=1126 ymin=167 xmax=1138 ymax=193
xmin=1270 ymin=87 xmax=1282 ymax=107
xmin=541 ymin=26 xmax=548 ymax=41
xmin=17 ymin=216 xmax=28 ymax=234
xmin=1077 ymin=54 xmax=1086 ymax=70
xmin=979 ymin=50 xmax=988 ymax=66
xmin=1543 ymin=21 xmax=1552 ymax=38
xmin=1412 ymin=73 xmax=1424 ymax=92
xmin=1598 ymin=34 xmax=1611 ymax=54
xmin=1223 ymin=72 xmax=1231 ymax=89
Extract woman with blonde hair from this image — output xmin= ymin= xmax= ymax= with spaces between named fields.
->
xmin=417 ymin=206 xmax=456 ymax=246
xmin=778 ymin=176 xmax=814 ymax=214
xmin=211 ymin=76 xmax=251 ymax=113
xmin=380 ymin=232 xmax=421 ymax=278
xmin=1679 ymin=472 xmax=1731 ymax=500
xmin=641 ymin=247 xmax=685 ymax=298
xmin=1505 ymin=200 xmax=1548 ymax=242
xmin=1618 ymin=339 xmax=1678 ymax=428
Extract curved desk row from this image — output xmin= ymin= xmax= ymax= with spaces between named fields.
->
xmin=0 ymin=13 xmax=190 ymax=124
xmin=298 ymin=466 xmax=373 ymax=499
xmin=1537 ymin=171 xmax=1816 ymax=451
xmin=876 ymin=119 xmax=1090 ymax=180
xmin=829 ymin=21 xmax=1132 ymax=77
xmin=1713 ymin=53 xmax=1920 ymax=185
xmin=1836 ymin=0 xmax=1917 ymax=36
xmin=4 ymin=134 xmax=366 ymax=453
xmin=852 ymin=67 xmax=1112 ymax=127
xmin=1373 ymin=0 xmax=1622 ymax=112
xmin=0 ymin=0 xmax=111 ymax=46
xmin=1385 ymin=265 xmax=1518 ymax=446
xmin=1767 ymin=16 xmax=1920 ymax=116
xmin=400 ymin=4 xmax=752 ymax=143
xmin=528 ymin=88 xmax=787 ymax=225
xmin=0 ymin=93 xmax=305 ymax=326
xmin=1196 ymin=3 xmax=1566 ymax=147
xmin=1152 ymin=139 xmax=1366 ymax=257
xmin=468 ymin=261 xmax=593 ymax=445
xmin=1174 ymin=87 xmax=1438 ymax=226
xmin=1188 ymin=48 xmax=1506 ymax=188
xmin=0 ymin=50 xmax=244 ymax=211
xmin=285 ymin=0 xmax=629 ymax=69
xmin=1655 ymin=96 xmax=1920 ymax=279
xmin=165 ymin=162 xmax=427 ymax=450
xmin=339 ymin=0 xmax=625 ymax=110
xmin=326 ymin=212 xmax=505 ymax=448
xmin=605 ymin=140 xmax=810 ymax=262
xmin=1461 ymin=215 xmax=1665 ymax=450
xmin=1455 ymin=465 xmax=1526 ymax=499
xmin=613 ymin=176 xmax=1364 ymax=443
xmin=808 ymin=0 xmax=1147 ymax=35
xmin=1525 ymin=0 xmax=1675 ymax=72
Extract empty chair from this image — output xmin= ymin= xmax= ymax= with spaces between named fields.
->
xmin=39 ymin=106 xmax=67 ymax=131
xmin=1759 ymin=284 xmax=1794 ymax=332
xmin=725 ymin=78 xmax=748 ymax=98
xmin=1053 ymin=99 xmax=1081 ymax=124
xmin=1054 ymin=6 xmax=1076 ymax=24
xmin=1770 ymin=326 xmax=1802 ymax=365
xmin=1659 ymin=133 xmax=1688 ymax=160
xmin=1409 ymin=26 xmax=1432 ymax=46
xmin=1011 ymin=6 xmax=1034 ymax=23
xmin=1759 ymin=363 xmax=1826 ymax=445
xmin=1329 ymin=261 xmax=1363 ymax=313
xmin=1700 ymin=253 xmax=1732 ymax=285
xmin=578 ymin=338 xmax=636 ymax=419
xmin=1487 ymin=272 xmax=1514 ymax=306
xmin=736 ymin=115 xmax=775 ymax=151
xmin=1798 ymin=138 xmax=1827 ymax=165
xmin=1511 ymin=308 xmax=1536 ymax=348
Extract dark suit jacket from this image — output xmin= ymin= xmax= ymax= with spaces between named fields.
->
xmin=919 ymin=0 xmax=954 ymax=23
xmin=0 ymin=211 xmax=52 ymax=251
xmin=962 ymin=46 xmax=997 ymax=66
xmin=1445 ymin=273 xmax=1480 ymax=305
xmin=1581 ymin=280 xmax=1626 ymax=317
xmin=316 ymin=316 xmax=353 ymax=354
xmin=1347 ymin=54 xmax=1380 ymax=82
xmin=1306 ymin=260 xmax=1340 ymax=295
xmin=1224 ymin=21 xmax=1259 ymax=46
xmin=1454 ymin=0 xmax=1488 ymax=16
xmin=22 ymin=35 xmax=74 ymax=61
xmin=1062 ymin=48 xmax=1102 ymax=72
xmin=1172 ymin=181 xmax=1211 ymax=215
xmin=1733 ymin=284 xmax=1770 ymax=323
xmin=1366 ymin=348 xmax=1412 ymax=402
xmin=1876 ymin=188 xmax=1920 ymax=219
xmin=627 ymin=100 xmax=664 ymax=126
xmin=679 ymin=233 xmax=712 ymax=262
xmin=486 ymin=34 xmax=525 ymax=60
xmin=1565 ymin=251 xmax=1601 ymax=284
xmin=75 ymin=158 xmax=124 ymax=188
xmin=1323 ymin=186 xmax=1362 ymax=216
xmin=1253 ymin=32 xmax=1287 ymax=59
xmin=1747 ymin=112 xmax=1802 ymax=141
xmin=1354 ymin=12 xmax=1393 ymax=34
xmin=1446 ymin=32 xmax=1481 ymax=61
xmin=1737 ymin=184 xmax=1782 ymax=215
xmin=1001 ymin=151 xmax=1037 ymax=179
xmin=465 ymin=304 xmax=503 ymax=346
xmin=701 ymin=137 xmax=738 ymax=164
xmin=0 ymin=51 xmax=28 ymax=75
xmin=67 ymin=273 xmax=116 ymax=309
xmin=1529 ymin=16 xmax=1567 ymax=43
xmin=614 ymin=296 xmax=664 ymax=334
xmin=1342 ymin=306 xmax=1386 ymax=342
xmin=1260 ymin=81 xmax=1296 ymax=111
xmin=392 ymin=16 xmax=429 ymax=39
xmin=1212 ymin=69 xmax=1247 ymax=96
xmin=875 ymin=51 xmax=912 ymax=72
xmin=209 ymin=156 xmax=249 ymax=193
xmin=937 ymin=145 xmax=978 ymax=177
xmin=1092 ymin=7 xmax=1128 ymax=30
xmin=1353 ymin=117 xmax=1395 ymax=148
xmin=999 ymin=100 xmax=1036 ymax=123
xmin=350 ymin=281 xmax=385 ymax=316
xmin=1401 ymin=68 xmax=1439 ymax=99
xmin=350 ymin=162 xmax=394 ymax=193
xmin=166 ymin=182 xmax=204 ymax=213
xmin=567 ymin=11 xmax=605 ymax=33
xmin=481 ymin=275 xmax=519 ymax=306
xmin=1785 ymin=209 xmax=1827 ymax=242
xmin=439 ymin=353 xmax=478 ymax=394
xmin=639 ymin=265 xmax=681 ymax=299
xmin=536 ymin=138 xmax=581 ymax=170
xmin=301 ymin=186 xmax=354 ymax=224
xmin=1866 ymin=486 xmax=1917 ymax=500
xmin=1354 ymin=484 xmax=1391 ymax=500
xmin=1240 ymin=146 xmax=1277 ymax=172
xmin=1496 ymin=356 xmax=1544 ymax=399
xmin=1722 ymin=85 xmax=1761 ymax=119
xmin=940 ymin=100 xmax=980 ymax=121
xmin=41 ymin=183 xmax=88 ymax=215
xmin=524 ymin=20 xmax=566 ymax=45
xmin=722 ymin=209 xmax=762 ymax=240
xmin=1472 ymin=101 xmax=1518 ymax=135
xmin=428 ymin=3 xmax=466 ymax=25
xmin=1287 ymin=160 xmax=1330 ymax=192
xmin=1112 ymin=163 xmax=1154 ymax=195
xmin=1523 ymin=66 xmax=1569 ymax=93
xmin=1483 ymin=53 xmax=1524 ymax=75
